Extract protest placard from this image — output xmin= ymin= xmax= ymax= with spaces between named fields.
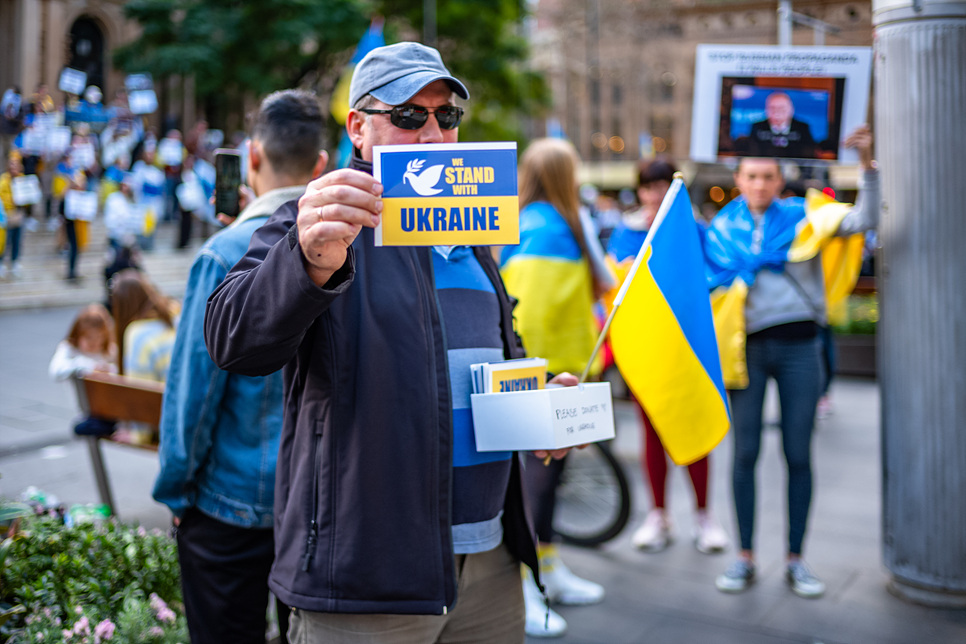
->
xmin=125 ymin=73 xmax=154 ymax=92
xmin=373 ymin=142 xmax=519 ymax=246
xmin=47 ymin=127 xmax=72 ymax=156
xmin=158 ymin=139 xmax=184 ymax=166
xmin=70 ymin=142 xmax=96 ymax=170
xmin=65 ymin=190 xmax=98 ymax=221
xmin=690 ymin=45 xmax=872 ymax=164
xmin=21 ymin=129 xmax=46 ymax=156
xmin=128 ymin=90 xmax=158 ymax=115
xmin=58 ymin=68 xmax=87 ymax=96
xmin=11 ymin=175 xmax=42 ymax=206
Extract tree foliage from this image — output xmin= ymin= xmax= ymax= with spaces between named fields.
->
xmin=114 ymin=0 xmax=371 ymax=127
xmin=114 ymin=0 xmax=549 ymax=144
xmin=376 ymin=0 xmax=551 ymax=144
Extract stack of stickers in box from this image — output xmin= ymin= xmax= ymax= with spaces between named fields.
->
xmin=470 ymin=357 xmax=547 ymax=395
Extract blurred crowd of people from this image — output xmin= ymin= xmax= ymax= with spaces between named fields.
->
xmin=0 ymin=82 xmax=243 ymax=283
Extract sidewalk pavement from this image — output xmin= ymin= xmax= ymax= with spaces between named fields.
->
xmin=2 ymin=255 xmax=965 ymax=642
xmin=0 ymin=215 xmax=203 ymax=312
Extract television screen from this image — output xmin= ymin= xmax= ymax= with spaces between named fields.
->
xmin=716 ymin=76 xmax=846 ymax=161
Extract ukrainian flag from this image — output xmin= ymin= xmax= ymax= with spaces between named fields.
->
xmin=705 ymin=189 xmax=866 ymax=389
xmin=500 ymin=202 xmax=601 ymax=378
xmin=609 ymin=179 xmax=730 ymax=465
xmin=331 ymin=18 xmax=385 ymax=167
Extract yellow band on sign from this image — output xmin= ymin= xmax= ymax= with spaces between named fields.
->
xmin=379 ymin=195 xmax=520 ymax=246
xmin=490 ymin=365 xmax=547 ymax=394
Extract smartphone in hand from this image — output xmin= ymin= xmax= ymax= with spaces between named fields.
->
xmin=214 ymin=148 xmax=242 ymax=221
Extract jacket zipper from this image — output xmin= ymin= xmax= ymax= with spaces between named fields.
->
xmin=301 ymin=432 xmax=323 ymax=572
xmin=302 ymin=320 xmax=335 ymax=572
xmin=426 ymin=248 xmax=455 ymax=613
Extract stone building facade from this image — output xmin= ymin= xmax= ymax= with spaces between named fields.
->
xmin=0 ymin=0 xmax=198 ymax=130
xmin=531 ymin=0 xmax=874 ymax=181
xmin=0 ymin=0 xmax=137 ymax=104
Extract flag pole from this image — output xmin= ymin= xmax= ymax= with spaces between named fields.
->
xmin=577 ymin=174 xmax=687 ymax=384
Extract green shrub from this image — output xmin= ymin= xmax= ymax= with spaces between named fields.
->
xmin=0 ymin=515 xmax=187 ymax=643
xmin=832 ymin=293 xmax=878 ymax=335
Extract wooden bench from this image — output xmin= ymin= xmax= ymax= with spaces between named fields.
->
xmin=74 ymin=372 xmax=165 ymax=516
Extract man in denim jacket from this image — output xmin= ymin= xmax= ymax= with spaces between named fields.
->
xmin=153 ymin=90 xmax=327 ymax=644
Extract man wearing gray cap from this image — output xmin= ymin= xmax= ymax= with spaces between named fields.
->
xmin=205 ymin=42 xmax=575 ymax=643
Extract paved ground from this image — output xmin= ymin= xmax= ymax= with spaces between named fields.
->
xmin=1 ymin=227 xmax=965 ymax=643
xmin=0 ymin=215 xmax=203 ymax=312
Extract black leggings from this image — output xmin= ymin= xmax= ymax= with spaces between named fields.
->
xmin=523 ymin=452 xmax=567 ymax=543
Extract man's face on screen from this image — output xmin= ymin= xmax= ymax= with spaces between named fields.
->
xmin=765 ymin=94 xmax=794 ymax=130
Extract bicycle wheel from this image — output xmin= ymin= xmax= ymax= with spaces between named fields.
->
xmin=553 ymin=441 xmax=631 ymax=547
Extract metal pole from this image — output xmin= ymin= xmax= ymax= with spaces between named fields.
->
xmin=587 ymin=0 xmax=600 ymax=160
xmin=873 ymin=0 xmax=966 ymax=607
xmin=778 ymin=0 xmax=793 ymax=46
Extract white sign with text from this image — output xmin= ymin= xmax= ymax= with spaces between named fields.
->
xmin=11 ymin=175 xmax=42 ymax=206
xmin=65 ymin=190 xmax=98 ymax=221
xmin=59 ymin=68 xmax=87 ymax=96
xmin=128 ymin=90 xmax=158 ymax=115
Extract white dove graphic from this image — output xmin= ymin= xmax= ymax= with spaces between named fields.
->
xmin=403 ymin=159 xmax=445 ymax=196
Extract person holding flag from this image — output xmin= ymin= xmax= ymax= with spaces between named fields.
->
xmin=707 ymin=126 xmax=878 ymax=598
xmin=606 ymin=158 xmax=729 ymax=555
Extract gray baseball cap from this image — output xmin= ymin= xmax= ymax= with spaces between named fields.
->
xmin=348 ymin=42 xmax=469 ymax=109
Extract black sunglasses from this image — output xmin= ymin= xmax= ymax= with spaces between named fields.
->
xmin=360 ymin=104 xmax=464 ymax=131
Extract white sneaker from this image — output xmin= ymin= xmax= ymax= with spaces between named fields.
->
xmin=693 ymin=511 xmax=729 ymax=554
xmin=23 ymin=217 xmax=38 ymax=232
xmin=540 ymin=550 xmax=605 ymax=605
xmin=523 ymin=569 xmax=567 ymax=638
xmin=11 ymin=262 xmax=22 ymax=279
xmin=631 ymin=509 xmax=671 ymax=551
xmin=786 ymin=559 xmax=826 ymax=598
xmin=0 ymin=264 xmax=6 ymax=280
xmin=715 ymin=558 xmax=756 ymax=593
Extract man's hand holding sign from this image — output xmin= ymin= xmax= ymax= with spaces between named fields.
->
xmin=296 ymin=169 xmax=383 ymax=287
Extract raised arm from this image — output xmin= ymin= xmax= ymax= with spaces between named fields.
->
xmin=837 ymin=125 xmax=880 ymax=236
xmin=204 ymin=169 xmax=381 ymax=376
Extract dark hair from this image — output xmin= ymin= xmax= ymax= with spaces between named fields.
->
xmin=251 ymin=90 xmax=325 ymax=178
xmin=637 ymin=159 xmax=676 ymax=188
xmin=782 ymin=180 xmax=807 ymax=199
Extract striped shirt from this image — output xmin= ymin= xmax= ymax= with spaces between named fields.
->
xmin=123 ymin=318 xmax=176 ymax=382
xmin=432 ymin=246 xmax=512 ymax=554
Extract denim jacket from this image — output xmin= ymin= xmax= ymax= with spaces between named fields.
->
xmin=152 ymin=185 xmax=305 ymax=528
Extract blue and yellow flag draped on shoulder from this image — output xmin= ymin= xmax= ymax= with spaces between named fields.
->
xmin=608 ymin=180 xmax=730 ymax=466
xmin=500 ymin=201 xmax=601 ymax=378
xmin=703 ymin=189 xmax=865 ymax=389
